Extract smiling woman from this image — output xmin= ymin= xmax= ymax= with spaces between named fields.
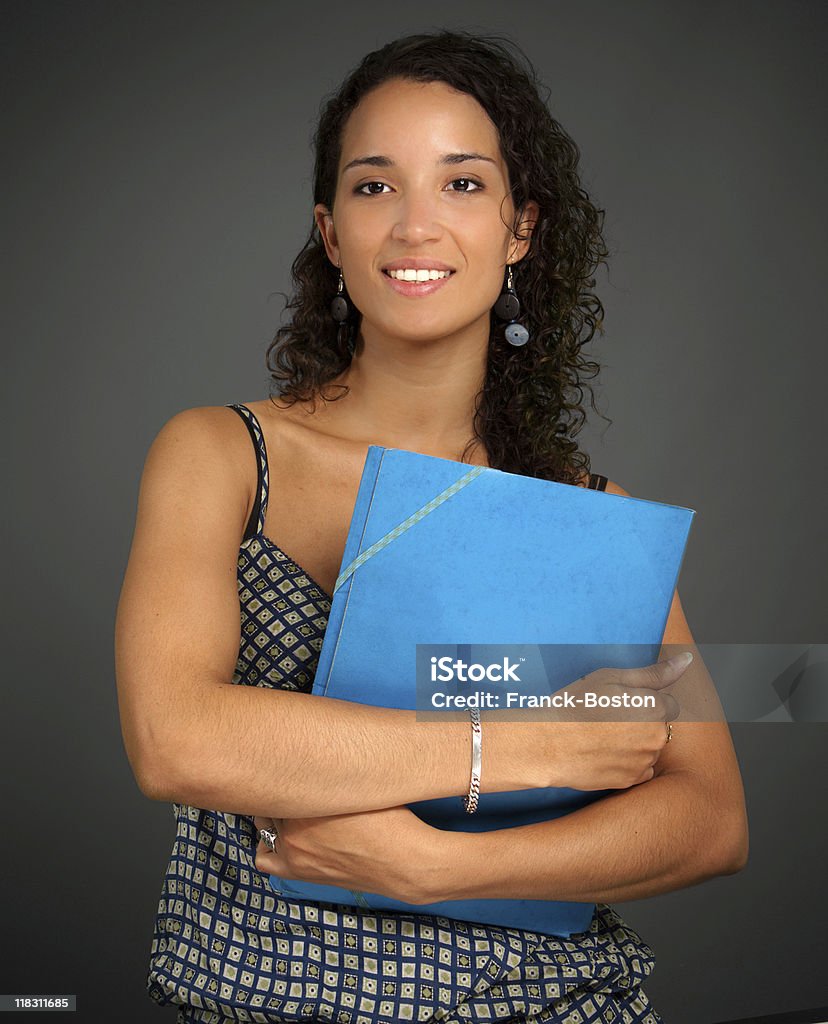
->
xmin=320 ymin=81 xmax=534 ymax=355
xmin=114 ymin=27 xmax=747 ymax=1024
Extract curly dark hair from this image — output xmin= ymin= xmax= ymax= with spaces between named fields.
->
xmin=266 ymin=28 xmax=611 ymax=485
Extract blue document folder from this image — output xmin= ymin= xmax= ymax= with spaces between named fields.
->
xmin=269 ymin=447 xmax=695 ymax=936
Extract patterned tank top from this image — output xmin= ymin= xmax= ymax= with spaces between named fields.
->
xmin=145 ymin=403 xmax=662 ymax=1024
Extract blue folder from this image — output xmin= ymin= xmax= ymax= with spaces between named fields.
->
xmin=269 ymin=447 xmax=695 ymax=936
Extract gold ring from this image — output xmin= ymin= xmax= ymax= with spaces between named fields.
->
xmin=665 ymin=722 xmax=673 ymax=744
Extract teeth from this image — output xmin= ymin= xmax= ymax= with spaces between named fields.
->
xmin=387 ymin=268 xmax=451 ymax=281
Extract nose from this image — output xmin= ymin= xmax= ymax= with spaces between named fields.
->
xmin=390 ymin=190 xmax=442 ymax=245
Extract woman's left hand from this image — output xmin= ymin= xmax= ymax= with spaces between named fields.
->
xmin=253 ymin=805 xmax=446 ymax=905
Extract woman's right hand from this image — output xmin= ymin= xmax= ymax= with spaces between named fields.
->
xmin=521 ymin=653 xmax=691 ymax=792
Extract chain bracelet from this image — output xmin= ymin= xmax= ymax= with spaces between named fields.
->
xmin=462 ymin=707 xmax=482 ymax=813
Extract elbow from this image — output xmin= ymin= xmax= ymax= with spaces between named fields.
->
xmin=120 ymin=694 xmax=222 ymax=809
xmin=117 ymin=690 xmax=194 ymax=803
xmin=676 ymin=784 xmax=749 ymax=885
xmin=135 ymin=751 xmax=179 ymax=803
xmin=121 ymin=724 xmax=185 ymax=804
xmin=134 ymin=727 xmax=213 ymax=807
xmin=683 ymin=768 xmax=749 ymax=880
xmin=721 ymin=816 xmax=750 ymax=875
xmin=680 ymin=820 xmax=747 ymax=890
xmin=722 ymin=785 xmax=750 ymax=875
xmin=708 ymin=804 xmax=750 ymax=878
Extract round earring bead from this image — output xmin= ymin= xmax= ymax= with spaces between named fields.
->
xmin=505 ymin=323 xmax=530 ymax=347
xmin=330 ymin=296 xmax=349 ymax=323
xmin=494 ymin=292 xmax=521 ymax=321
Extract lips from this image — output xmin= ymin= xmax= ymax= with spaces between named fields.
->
xmin=382 ymin=268 xmax=455 ymax=298
xmin=380 ymin=274 xmax=452 ymax=299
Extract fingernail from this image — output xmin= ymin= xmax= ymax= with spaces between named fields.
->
xmin=667 ymin=651 xmax=694 ymax=669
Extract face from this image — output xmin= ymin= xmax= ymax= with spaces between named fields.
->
xmin=314 ymin=78 xmax=538 ymax=347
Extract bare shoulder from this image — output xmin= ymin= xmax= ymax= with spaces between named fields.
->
xmin=148 ymin=403 xmax=270 ymax=480
xmin=150 ymin=403 xmax=251 ymax=456
xmin=138 ymin=404 xmax=265 ymax=535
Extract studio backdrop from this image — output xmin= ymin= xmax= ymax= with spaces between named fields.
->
xmin=2 ymin=2 xmax=826 ymax=1022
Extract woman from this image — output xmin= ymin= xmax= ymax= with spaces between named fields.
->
xmin=115 ymin=29 xmax=748 ymax=1023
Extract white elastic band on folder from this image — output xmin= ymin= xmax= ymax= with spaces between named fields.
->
xmin=334 ymin=465 xmax=485 ymax=593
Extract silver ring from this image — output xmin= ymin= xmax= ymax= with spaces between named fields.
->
xmin=665 ymin=722 xmax=673 ymax=744
xmin=258 ymin=826 xmax=279 ymax=853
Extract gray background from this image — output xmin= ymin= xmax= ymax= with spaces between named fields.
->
xmin=2 ymin=1 xmax=826 ymax=1021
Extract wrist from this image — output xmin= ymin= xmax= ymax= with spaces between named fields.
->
xmin=482 ymin=718 xmax=549 ymax=792
xmin=410 ymin=825 xmax=480 ymax=904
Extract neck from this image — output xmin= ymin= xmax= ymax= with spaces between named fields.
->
xmin=333 ymin=319 xmax=490 ymax=459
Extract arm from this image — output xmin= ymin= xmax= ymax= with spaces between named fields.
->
xmin=114 ymin=407 xmax=539 ymax=818
xmin=253 ymin=597 xmax=747 ymax=905
xmin=419 ymin=485 xmax=749 ymax=904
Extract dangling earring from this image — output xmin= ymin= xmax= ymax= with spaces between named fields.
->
xmin=493 ymin=264 xmax=530 ymax=347
xmin=330 ymin=268 xmax=350 ymax=323
xmin=330 ymin=267 xmax=355 ymax=357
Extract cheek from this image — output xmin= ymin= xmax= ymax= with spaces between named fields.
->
xmin=338 ymin=230 xmax=382 ymax=295
xmin=336 ymin=206 xmax=383 ymax=252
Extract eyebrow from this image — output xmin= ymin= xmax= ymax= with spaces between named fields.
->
xmin=341 ymin=152 xmax=498 ymax=175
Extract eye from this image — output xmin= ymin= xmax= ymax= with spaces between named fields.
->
xmin=354 ymin=178 xmax=485 ymax=196
xmin=447 ymin=178 xmax=484 ymax=192
xmin=354 ymin=181 xmax=392 ymax=196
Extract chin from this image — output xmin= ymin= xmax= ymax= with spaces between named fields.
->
xmin=375 ymin=315 xmax=483 ymax=345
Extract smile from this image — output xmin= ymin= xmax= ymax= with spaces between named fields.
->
xmin=382 ymin=269 xmax=455 ymax=297
xmin=386 ymin=268 xmax=451 ymax=281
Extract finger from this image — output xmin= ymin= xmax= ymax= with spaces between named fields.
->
xmin=617 ymin=691 xmax=679 ymax=723
xmin=253 ymin=816 xmax=282 ymax=852
xmin=254 ymin=843 xmax=286 ymax=874
xmin=624 ymin=652 xmax=694 ymax=691
xmin=253 ymin=815 xmax=276 ymax=838
xmin=663 ymin=692 xmax=681 ymax=721
xmin=252 ymin=820 xmax=286 ymax=873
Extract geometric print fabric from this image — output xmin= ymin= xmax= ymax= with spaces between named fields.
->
xmin=234 ymin=535 xmax=331 ymax=692
xmin=146 ymin=403 xmax=662 ymax=1023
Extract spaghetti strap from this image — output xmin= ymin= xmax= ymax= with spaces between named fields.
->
xmin=588 ymin=472 xmax=608 ymax=492
xmin=226 ymin=404 xmax=270 ymax=541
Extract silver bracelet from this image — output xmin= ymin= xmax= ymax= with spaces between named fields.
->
xmin=462 ymin=707 xmax=482 ymax=813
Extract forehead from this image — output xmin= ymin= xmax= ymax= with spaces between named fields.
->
xmin=339 ymin=78 xmax=504 ymax=169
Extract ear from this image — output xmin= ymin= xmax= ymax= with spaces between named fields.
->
xmin=314 ymin=203 xmax=341 ymax=267
xmin=508 ymin=200 xmax=540 ymax=263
